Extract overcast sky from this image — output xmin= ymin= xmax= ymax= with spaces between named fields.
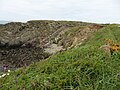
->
xmin=0 ymin=0 xmax=120 ymax=23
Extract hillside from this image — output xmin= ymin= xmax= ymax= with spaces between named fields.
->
xmin=0 ymin=21 xmax=120 ymax=90
xmin=0 ymin=20 xmax=102 ymax=68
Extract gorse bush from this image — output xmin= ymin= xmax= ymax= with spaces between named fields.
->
xmin=104 ymin=38 xmax=120 ymax=49
xmin=0 ymin=25 xmax=120 ymax=90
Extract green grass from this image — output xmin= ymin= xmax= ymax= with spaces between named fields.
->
xmin=1 ymin=25 xmax=120 ymax=90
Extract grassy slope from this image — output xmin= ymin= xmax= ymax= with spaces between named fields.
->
xmin=1 ymin=25 xmax=120 ymax=90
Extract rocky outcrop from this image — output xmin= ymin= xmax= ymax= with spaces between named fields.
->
xmin=0 ymin=20 xmax=104 ymax=69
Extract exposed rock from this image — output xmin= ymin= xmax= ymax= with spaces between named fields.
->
xmin=44 ymin=44 xmax=64 ymax=54
xmin=0 ymin=20 xmax=103 ymax=69
xmin=100 ymin=45 xmax=111 ymax=54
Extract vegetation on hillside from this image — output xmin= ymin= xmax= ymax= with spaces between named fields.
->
xmin=0 ymin=24 xmax=120 ymax=90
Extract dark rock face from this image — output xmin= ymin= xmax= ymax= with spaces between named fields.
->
xmin=0 ymin=22 xmax=40 ymax=48
xmin=0 ymin=20 xmax=103 ymax=69
xmin=0 ymin=21 xmax=58 ymax=68
xmin=0 ymin=21 xmax=91 ymax=48
xmin=0 ymin=47 xmax=49 ymax=67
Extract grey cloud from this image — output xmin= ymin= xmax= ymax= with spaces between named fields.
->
xmin=0 ymin=0 xmax=120 ymax=23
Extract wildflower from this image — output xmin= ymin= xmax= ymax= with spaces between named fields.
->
xmin=3 ymin=64 xmax=9 ymax=72
xmin=7 ymin=73 xmax=10 ymax=75
xmin=1 ymin=74 xmax=6 ymax=78
xmin=8 ymin=70 xmax=10 ymax=72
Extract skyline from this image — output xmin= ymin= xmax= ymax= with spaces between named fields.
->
xmin=0 ymin=0 xmax=120 ymax=23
